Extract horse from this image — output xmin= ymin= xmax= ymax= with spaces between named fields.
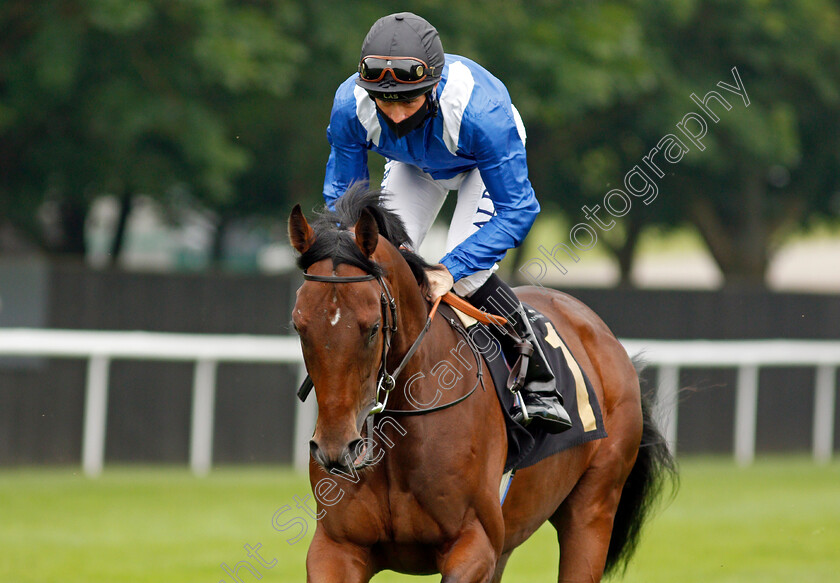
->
xmin=288 ymin=185 xmax=675 ymax=582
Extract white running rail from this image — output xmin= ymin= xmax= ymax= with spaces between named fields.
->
xmin=621 ymin=339 xmax=840 ymax=465
xmin=0 ymin=330 xmax=837 ymax=475
xmin=0 ymin=329 xmax=304 ymax=477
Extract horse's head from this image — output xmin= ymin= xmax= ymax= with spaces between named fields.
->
xmin=288 ymin=186 xmax=430 ymax=473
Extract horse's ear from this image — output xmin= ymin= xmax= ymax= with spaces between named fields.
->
xmin=288 ymin=204 xmax=315 ymax=254
xmin=354 ymin=207 xmax=379 ymax=257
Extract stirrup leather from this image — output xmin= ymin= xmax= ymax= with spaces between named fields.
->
xmin=506 ymin=340 xmax=533 ymax=394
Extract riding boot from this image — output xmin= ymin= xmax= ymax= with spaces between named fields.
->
xmin=467 ymin=274 xmax=572 ymax=434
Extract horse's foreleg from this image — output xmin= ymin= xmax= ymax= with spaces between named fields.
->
xmin=489 ymin=550 xmax=512 ymax=583
xmin=437 ymin=520 xmax=500 ymax=583
xmin=305 ymin=529 xmax=372 ymax=583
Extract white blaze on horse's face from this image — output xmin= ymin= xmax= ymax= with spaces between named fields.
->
xmin=330 ymin=308 xmax=341 ymax=326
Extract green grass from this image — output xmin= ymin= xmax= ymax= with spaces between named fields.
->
xmin=1 ymin=457 xmax=838 ymax=582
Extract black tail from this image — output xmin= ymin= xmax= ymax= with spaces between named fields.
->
xmin=603 ymin=368 xmax=678 ymax=578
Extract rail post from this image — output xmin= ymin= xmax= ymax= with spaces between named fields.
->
xmin=82 ymin=355 xmax=110 ymax=477
xmin=190 ymin=359 xmax=218 ymax=476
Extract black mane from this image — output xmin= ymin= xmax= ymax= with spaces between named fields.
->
xmin=296 ymin=183 xmax=436 ymax=286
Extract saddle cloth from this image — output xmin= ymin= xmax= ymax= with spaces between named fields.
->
xmin=441 ymin=302 xmax=608 ymax=473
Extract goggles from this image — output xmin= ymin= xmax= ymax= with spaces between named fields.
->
xmin=358 ymin=55 xmax=437 ymax=84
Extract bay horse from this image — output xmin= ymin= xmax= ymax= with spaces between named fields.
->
xmin=288 ymin=186 xmax=675 ymax=582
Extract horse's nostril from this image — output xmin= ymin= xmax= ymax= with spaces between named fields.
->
xmin=310 ymin=439 xmax=327 ymax=467
xmin=346 ymin=438 xmax=365 ymax=463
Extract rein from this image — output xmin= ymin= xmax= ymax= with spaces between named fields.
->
xmin=379 ymin=309 xmax=484 ymax=417
xmin=298 ymin=270 xmax=483 ymax=419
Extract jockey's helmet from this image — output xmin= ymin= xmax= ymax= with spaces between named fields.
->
xmin=356 ymin=13 xmax=444 ymax=102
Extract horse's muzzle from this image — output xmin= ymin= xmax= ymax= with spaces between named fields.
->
xmin=309 ymin=437 xmax=367 ymax=472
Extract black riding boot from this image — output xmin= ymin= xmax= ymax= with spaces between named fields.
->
xmin=467 ymin=274 xmax=572 ymax=434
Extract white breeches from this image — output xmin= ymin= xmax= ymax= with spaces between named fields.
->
xmin=380 ymin=160 xmax=497 ymax=296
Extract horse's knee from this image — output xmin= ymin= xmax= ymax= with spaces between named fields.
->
xmin=438 ymin=523 xmax=499 ymax=583
xmin=306 ymin=531 xmax=372 ymax=583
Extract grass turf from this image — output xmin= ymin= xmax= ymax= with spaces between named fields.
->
xmin=1 ymin=456 xmax=838 ymax=582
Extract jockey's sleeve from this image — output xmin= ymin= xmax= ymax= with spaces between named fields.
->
xmin=323 ymin=90 xmax=370 ymax=210
xmin=439 ymin=100 xmax=540 ymax=282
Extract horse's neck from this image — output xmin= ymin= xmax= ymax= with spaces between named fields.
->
xmin=389 ymin=313 xmax=474 ymax=411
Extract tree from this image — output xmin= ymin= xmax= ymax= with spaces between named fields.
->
xmin=0 ymin=0 xmax=304 ymax=260
xmin=514 ymin=0 xmax=840 ymax=285
xmin=640 ymin=0 xmax=840 ymax=284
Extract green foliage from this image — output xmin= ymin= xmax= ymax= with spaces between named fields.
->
xmin=0 ymin=0 xmax=305 ymax=253
xmin=518 ymin=0 xmax=840 ymax=282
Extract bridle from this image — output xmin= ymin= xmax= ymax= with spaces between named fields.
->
xmin=299 ymin=270 xmax=483 ymax=422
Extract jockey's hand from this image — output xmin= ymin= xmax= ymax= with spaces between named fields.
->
xmin=424 ymin=264 xmax=454 ymax=302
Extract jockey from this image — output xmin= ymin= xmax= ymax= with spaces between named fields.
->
xmin=323 ymin=12 xmax=571 ymax=434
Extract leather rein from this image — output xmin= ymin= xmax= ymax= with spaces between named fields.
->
xmin=298 ymin=271 xmax=484 ymax=420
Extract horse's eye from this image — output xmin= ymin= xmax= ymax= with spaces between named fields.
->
xmin=367 ymin=323 xmax=381 ymax=343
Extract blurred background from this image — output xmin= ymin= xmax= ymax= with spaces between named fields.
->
xmin=1 ymin=1 xmax=839 ymax=582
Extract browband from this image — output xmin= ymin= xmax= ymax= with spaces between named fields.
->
xmin=302 ymin=272 xmax=376 ymax=283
